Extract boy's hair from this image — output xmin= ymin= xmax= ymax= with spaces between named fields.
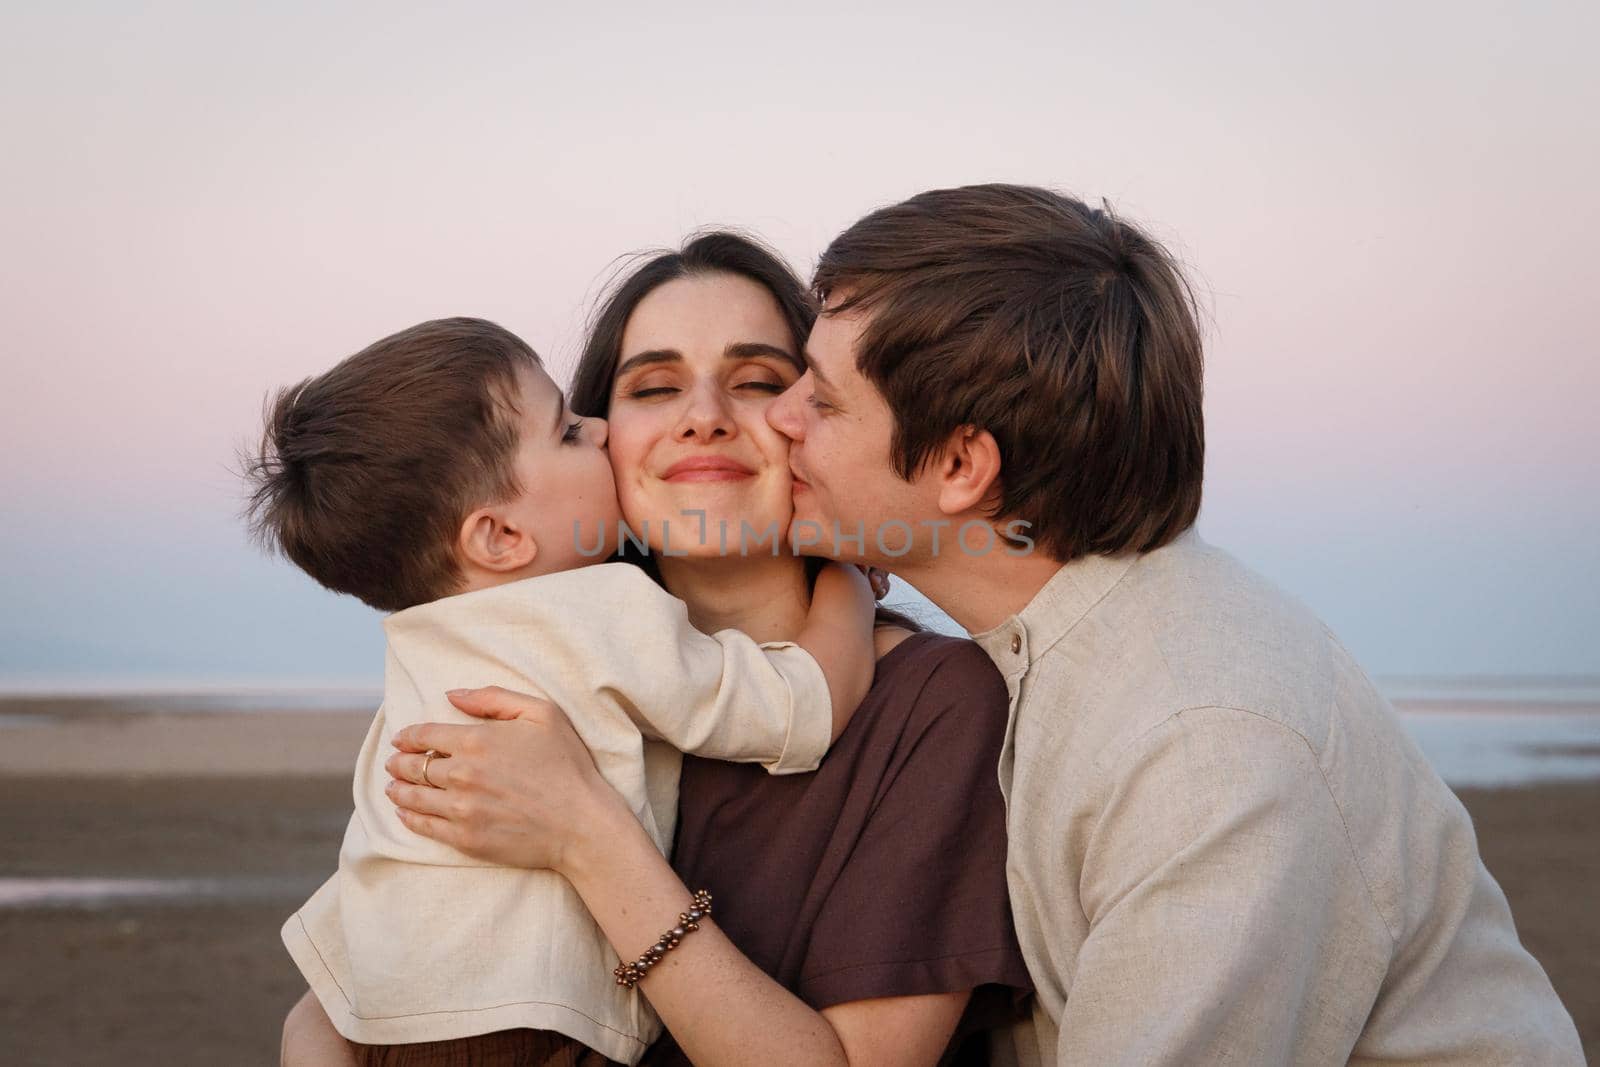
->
xmin=813 ymin=184 xmax=1205 ymax=563
xmin=242 ymin=317 xmax=541 ymax=612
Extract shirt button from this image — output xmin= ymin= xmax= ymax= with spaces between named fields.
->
xmin=1010 ymin=633 xmax=1022 ymax=654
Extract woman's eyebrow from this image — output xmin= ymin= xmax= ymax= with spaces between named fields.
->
xmin=618 ymin=343 xmax=799 ymax=376
xmin=726 ymin=342 xmax=800 ymax=369
xmin=616 ymin=349 xmax=682 ymax=377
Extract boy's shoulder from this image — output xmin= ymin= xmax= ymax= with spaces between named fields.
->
xmin=510 ymin=561 xmax=666 ymax=600
xmin=382 ymin=563 xmax=675 ymax=636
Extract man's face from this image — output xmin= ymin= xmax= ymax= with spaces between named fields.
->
xmin=766 ymin=305 xmax=940 ymax=565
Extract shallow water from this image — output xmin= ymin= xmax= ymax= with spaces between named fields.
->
xmin=0 ymin=875 xmax=322 ymax=909
xmin=1397 ymin=709 xmax=1600 ymax=788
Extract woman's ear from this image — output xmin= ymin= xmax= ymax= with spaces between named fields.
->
xmin=457 ymin=506 xmax=540 ymax=574
xmin=934 ymin=426 xmax=1003 ymax=517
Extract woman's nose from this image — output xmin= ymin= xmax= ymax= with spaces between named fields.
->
xmin=674 ymin=387 xmax=735 ymax=441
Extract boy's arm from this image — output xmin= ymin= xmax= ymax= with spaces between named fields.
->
xmin=792 ymin=563 xmax=877 ymax=743
xmin=501 ymin=565 xmax=867 ymax=774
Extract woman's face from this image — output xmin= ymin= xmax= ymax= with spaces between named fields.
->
xmin=606 ymin=272 xmax=803 ymax=558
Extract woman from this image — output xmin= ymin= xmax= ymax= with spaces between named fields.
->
xmin=284 ymin=232 xmax=1029 ymax=1065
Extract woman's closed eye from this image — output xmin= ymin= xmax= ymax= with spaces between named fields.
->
xmin=624 ymin=380 xmax=785 ymax=400
xmin=624 ymin=384 xmax=679 ymax=400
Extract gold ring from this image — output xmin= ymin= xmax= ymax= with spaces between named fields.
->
xmin=421 ymin=749 xmax=441 ymax=788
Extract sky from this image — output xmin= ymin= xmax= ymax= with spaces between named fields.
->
xmin=1 ymin=1 xmax=1596 ymax=688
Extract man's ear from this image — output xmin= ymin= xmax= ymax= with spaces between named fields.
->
xmin=934 ymin=426 xmax=1003 ymax=517
xmin=457 ymin=506 xmax=539 ymax=573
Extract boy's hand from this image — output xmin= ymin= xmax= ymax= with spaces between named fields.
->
xmin=857 ymin=565 xmax=891 ymax=601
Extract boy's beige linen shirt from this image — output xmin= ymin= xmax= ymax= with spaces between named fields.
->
xmin=282 ymin=563 xmax=831 ymax=1064
xmin=974 ymin=531 xmax=1582 ymax=1066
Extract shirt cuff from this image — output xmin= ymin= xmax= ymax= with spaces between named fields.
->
xmin=758 ymin=640 xmax=833 ymax=775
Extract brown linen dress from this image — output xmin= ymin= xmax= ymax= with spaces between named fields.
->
xmin=644 ymin=631 xmax=1031 ymax=1065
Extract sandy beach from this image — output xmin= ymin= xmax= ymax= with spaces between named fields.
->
xmin=2 ymin=701 xmax=1595 ymax=1065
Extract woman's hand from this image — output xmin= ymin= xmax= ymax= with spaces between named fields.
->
xmin=387 ymin=688 xmax=967 ymax=1067
xmin=383 ymin=686 xmax=625 ymax=874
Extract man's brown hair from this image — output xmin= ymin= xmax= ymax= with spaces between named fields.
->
xmin=813 ymin=183 xmax=1205 ymax=562
xmin=241 ymin=317 xmax=540 ymax=612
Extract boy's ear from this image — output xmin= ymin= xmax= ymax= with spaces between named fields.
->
xmin=457 ymin=506 xmax=539 ymax=573
xmin=934 ymin=426 xmax=1003 ymax=517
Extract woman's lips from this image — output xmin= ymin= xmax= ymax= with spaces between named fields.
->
xmin=662 ymin=457 xmax=756 ymax=482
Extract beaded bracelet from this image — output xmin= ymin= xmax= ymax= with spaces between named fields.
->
xmin=613 ymin=889 xmax=714 ymax=988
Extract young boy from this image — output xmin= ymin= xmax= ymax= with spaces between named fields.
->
xmin=244 ymin=317 xmax=874 ymax=1064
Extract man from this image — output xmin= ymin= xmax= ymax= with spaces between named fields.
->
xmin=765 ymin=184 xmax=1583 ymax=1065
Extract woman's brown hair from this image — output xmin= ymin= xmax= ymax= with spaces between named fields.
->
xmin=570 ymin=230 xmax=815 ymax=418
xmin=571 ymin=230 xmax=922 ymax=632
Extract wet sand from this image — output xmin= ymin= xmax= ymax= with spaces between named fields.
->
xmin=0 ymin=702 xmax=371 ymax=776
xmin=1452 ymin=781 xmax=1599 ymax=1058
xmin=1 ymin=720 xmax=1595 ymax=1064
xmin=1 ymin=776 xmax=352 ymax=1066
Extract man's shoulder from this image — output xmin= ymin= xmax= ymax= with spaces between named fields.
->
xmin=1011 ymin=533 xmax=1403 ymax=790
xmin=1121 ymin=533 xmax=1327 ymax=649
xmin=1095 ymin=534 xmax=1354 ymax=739
xmin=1024 ymin=534 xmax=1434 ymax=846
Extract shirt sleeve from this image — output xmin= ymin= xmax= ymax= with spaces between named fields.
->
xmin=1054 ymin=707 xmax=1392 ymax=1066
xmin=795 ymin=640 xmax=1034 ymax=1008
xmin=519 ymin=564 xmax=832 ymax=775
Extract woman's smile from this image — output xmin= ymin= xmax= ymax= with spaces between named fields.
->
xmin=661 ymin=455 xmax=757 ymax=483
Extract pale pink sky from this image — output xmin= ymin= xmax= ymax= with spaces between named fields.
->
xmin=1 ymin=2 xmax=1595 ymax=683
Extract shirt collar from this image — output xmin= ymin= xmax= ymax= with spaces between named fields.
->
xmin=972 ymin=543 xmax=1145 ymax=677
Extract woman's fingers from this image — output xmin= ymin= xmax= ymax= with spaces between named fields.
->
xmin=391 ymin=722 xmax=470 ymax=754
xmin=381 ymin=706 xmax=603 ymax=870
xmin=386 ymin=751 xmax=452 ymax=789
xmin=387 ymin=778 xmax=454 ymax=818
xmin=446 ymin=685 xmax=559 ymax=722
xmin=391 ymin=691 xmax=565 ymax=755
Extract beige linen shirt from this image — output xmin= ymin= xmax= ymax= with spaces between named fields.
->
xmin=974 ymin=531 xmax=1582 ymax=1066
xmin=282 ymin=563 xmax=831 ymax=1063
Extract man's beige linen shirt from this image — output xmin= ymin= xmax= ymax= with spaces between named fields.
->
xmin=974 ymin=531 xmax=1582 ymax=1065
xmin=282 ymin=563 xmax=831 ymax=1064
